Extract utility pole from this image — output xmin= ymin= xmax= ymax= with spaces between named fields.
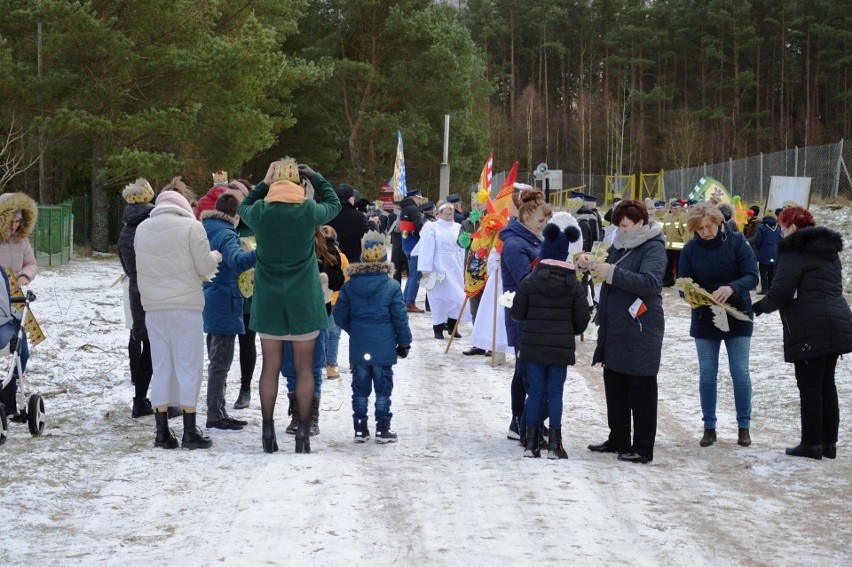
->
xmin=439 ymin=114 xmax=450 ymax=201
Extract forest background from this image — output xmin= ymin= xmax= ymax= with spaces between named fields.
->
xmin=0 ymin=0 xmax=849 ymax=251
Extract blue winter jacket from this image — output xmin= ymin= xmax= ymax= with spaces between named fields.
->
xmin=334 ymin=262 xmax=412 ymax=367
xmin=500 ymin=217 xmax=542 ymax=347
xmin=679 ymin=225 xmax=758 ymax=340
xmin=201 ymin=212 xmax=257 ymax=335
xmin=750 ymin=217 xmax=782 ymax=265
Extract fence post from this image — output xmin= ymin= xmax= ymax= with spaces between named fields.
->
xmin=833 ymin=139 xmax=843 ymax=200
xmin=759 ymin=152 xmax=764 ymax=202
xmin=729 ymin=157 xmax=734 ymax=193
xmin=794 ymin=146 xmax=799 ymax=176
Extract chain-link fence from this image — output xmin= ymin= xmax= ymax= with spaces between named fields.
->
xmin=489 ymin=140 xmax=851 ymax=207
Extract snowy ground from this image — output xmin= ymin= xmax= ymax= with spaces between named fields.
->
xmin=0 ymin=206 xmax=850 ymax=566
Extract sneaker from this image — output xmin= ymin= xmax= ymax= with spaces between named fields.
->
xmin=325 ymin=364 xmax=340 ymax=379
xmin=205 ymin=418 xmax=244 ymax=431
xmin=507 ymin=417 xmax=520 ymax=440
xmin=376 ymin=428 xmax=398 ymax=444
xmin=228 ymin=416 xmax=248 ymax=426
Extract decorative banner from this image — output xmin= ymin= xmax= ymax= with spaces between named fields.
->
xmin=238 ymin=236 xmax=256 ymax=298
xmin=464 ymin=199 xmax=509 ymax=298
xmin=688 ymin=176 xmax=733 ymax=204
xmin=492 ymin=161 xmax=519 ymax=216
xmin=392 ymin=130 xmax=407 ymax=202
xmin=5 ymin=268 xmax=45 ymax=347
xmin=477 ymin=153 xmax=493 ymax=205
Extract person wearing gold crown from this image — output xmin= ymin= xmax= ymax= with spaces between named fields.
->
xmin=334 ymin=231 xmax=412 ymax=443
xmin=238 ymin=158 xmax=341 ymax=454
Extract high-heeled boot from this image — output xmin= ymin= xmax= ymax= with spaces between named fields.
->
xmin=295 ymin=420 xmax=311 ymax=454
xmin=262 ymin=419 xmax=278 ymax=453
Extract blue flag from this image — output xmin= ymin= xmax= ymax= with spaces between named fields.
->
xmin=392 ymin=130 xmax=407 ymax=201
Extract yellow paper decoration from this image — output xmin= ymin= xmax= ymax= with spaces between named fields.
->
xmin=5 ymin=268 xmax=45 ymax=347
xmin=675 ymin=277 xmax=750 ymax=321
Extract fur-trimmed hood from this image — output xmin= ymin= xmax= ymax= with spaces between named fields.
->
xmin=777 ymin=225 xmax=843 ymax=261
xmin=199 ymin=209 xmax=237 ymax=226
xmin=0 ymin=192 xmax=38 ymax=242
xmin=344 ymin=261 xmax=393 ymax=278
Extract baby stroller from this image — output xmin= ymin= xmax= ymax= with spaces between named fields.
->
xmin=0 ymin=288 xmax=45 ymax=446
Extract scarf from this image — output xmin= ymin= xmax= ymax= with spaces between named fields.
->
xmin=265 ymin=180 xmax=306 ymax=204
xmin=612 ymin=220 xmax=662 ymax=250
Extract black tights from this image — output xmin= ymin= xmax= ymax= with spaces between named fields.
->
xmin=259 ymin=337 xmax=316 ymax=423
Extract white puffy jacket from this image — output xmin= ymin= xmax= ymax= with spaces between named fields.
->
xmin=135 ymin=203 xmax=219 ymax=312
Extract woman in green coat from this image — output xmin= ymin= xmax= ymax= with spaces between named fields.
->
xmin=238 ymin=160 xmax=341 ymax=454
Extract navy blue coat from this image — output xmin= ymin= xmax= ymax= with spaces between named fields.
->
xmin=201 ymin=212 xmax=257 ymax=335
xmin=750 ymin=217 xmax=782 ymax=265
xmin=753 ymin=226 xmax=852 ymax=362
xmin=117 ymin=202 xmax=154 ymax=342
xmin=679 ymin=225 xmax=758 ymax=340
xmin=500 ymin=217 xmax=542 ymax=347
xmin=592 ymin=228 xmax=667 ymax=376
xmin=334 ymin=262 xmax=412 ymax=367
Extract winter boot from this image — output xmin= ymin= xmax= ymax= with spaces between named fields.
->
xmin=285 ymin=392 xmax=299 ymax=434
xmin=181 ymin=411 xmax=212 ymax=450
xmin=445 ymin=318 xmax=462 ymax=338
xmin=325 ymin=364 xmax=340 ymax=379
xmin=233 ymin=388 xmax=251 ymax=410
xmin=700 ymin=429 xmax=716 ymax=447
xmin=737 ymin=428 xmax=752 ymax=447
xmin=433 ymin=324 xmax=445 ymax=340
xmin=295 ymin=420 xmax=311 ymax=454
xmin=354 ymin=418 xmax=371 ymax=443
xmin=262 ymin=419 xmax=278 ymax=453
xmin=523 ymin=427 xmax=541 ymax=458
xmin=823 ymin=442 xmax=837 ymax=459
xmin=154 ymin=411 xmax=178 ymax=449
xmin=375 ymin=420 xmax=398 ymax=444
xmin=310 ymin=396 xmax=320 ymax=437
xmin=132 ymin=397 xmax=154 ymax=418
xmin=785 ymin=444 xmax=822 ymax=460
xmin=546 ymin=427 xmax=568 ymax=460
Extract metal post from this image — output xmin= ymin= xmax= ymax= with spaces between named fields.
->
xmin=794 ymin=146 xmax=798 ymax=177
xmin=759 ymin=152 xmax=764 ymax=202
xmin=38 ymin=22 xmax=45 ymax=202
xmin=439 ymin=114 xmax=450 ymax=201
xmin=729 ymin=157 xmax=733 ymax=193
xmin=833 ymin=139 xmax=843 ymax=200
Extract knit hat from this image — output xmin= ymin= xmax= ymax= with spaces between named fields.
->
xmin=334 ymin=183 xmax=356 ymax=201
xmin=122 ymin=178 xmax=155 ymax=204
xmin=155 ymin=190 xmax=193 ymax=214
xmin=540 ymin=222 xmax=581 ymax=262
xmin=360 ymin=230 xmax=387 ymax=262
xmin=320 ymin=225 xmax=338 ymax=242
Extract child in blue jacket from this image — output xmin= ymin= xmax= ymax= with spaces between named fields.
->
xmin=201 ymin=193 xmax=257 ymax=431
xmin=749 ymin=213 xmax=782 ymax=294
xmin=334 ymin=231 xmax=412 ymax=443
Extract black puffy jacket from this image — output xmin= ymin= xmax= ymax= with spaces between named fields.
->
xmin=510 ymin=262 xmax=591 ymax=365
xmin=753 ymin=226 xmax=852 ymax=362
xmin=117 ymin=202 xmax=154 ymax=341
xmin=328 ymin=202 xmax=368 ymax=264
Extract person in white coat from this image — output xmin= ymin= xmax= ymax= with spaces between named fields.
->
xmin=418 ymin=204 xmax=468 ymax=339
xmin=135 ymin=190 xmax=222 ymax=450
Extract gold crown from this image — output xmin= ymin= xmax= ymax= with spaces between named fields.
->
xmin=212 ymin=170 xmax=228 ymax=184
xmin=272 ymin=157 xmax=300 ymax=183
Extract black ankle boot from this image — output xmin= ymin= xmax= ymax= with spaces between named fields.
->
xmin=445 ymin=319 xmax=462 ymax=338
xmin=547 ymin=427 xmax=568 ymax=459
xmin=132 ymin=397 xmax=154 ymax=418
xmin=262 ymin=419 xmax=278 ymax=453
xmin=295 ymin=420 xmax=311 ymax=454
xmin=523 ymin=427 xmax=540 ymax=458
xmin=181 ymin=411 xmax=212 ymax=450
xmin=785 ymin=444 xmax=822 ymax=460
xmin=433 ymin=324 xmax=445 ymax=340
xmin=823 ymin=442 xmax=837 ymax=459
xmin=154 ymin=411 xmax=178 ymax=449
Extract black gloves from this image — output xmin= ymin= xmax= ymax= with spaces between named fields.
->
xmin=396 ymin=345 xmax=410 ymax=359
xmin=298 ymin=164 xmax=317 ymax=179
xmin=752 ymin=301 xmax=764 ymax=317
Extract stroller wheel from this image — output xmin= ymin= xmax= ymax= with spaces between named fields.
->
xmin=0 ymin=403 xmax=7 ymax=446
xmin=27 ymin=394 xmax=45 ymax=436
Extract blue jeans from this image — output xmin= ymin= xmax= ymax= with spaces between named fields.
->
xmin=403 ymin=253 xmax=421 ymax=305
xmin=282 ymin=329 xmax=327 ymax=397
xmin=325 ymin=312 xmax=341 ymax=367
xmin=524 ymin=363 xmax=567 ymax=429
xmin=351 ymin=364 xmax=394 ymax=423
xmin=695 ymin=336 xmax=752 ymax=429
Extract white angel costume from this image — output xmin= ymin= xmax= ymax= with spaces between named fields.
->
xmin=417 ymin=218 xmax=470 ymax=326
xmin=470 ymin=248 xmax=510 ymax=354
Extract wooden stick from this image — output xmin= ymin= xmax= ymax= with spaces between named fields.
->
xmin=444 ymin=295 xmax=469 ymax=354
xmin=491 ymin=268 xmax=501 ymax=367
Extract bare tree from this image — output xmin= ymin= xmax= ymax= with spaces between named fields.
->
xmin=0 ymin=115 xmax=40 ymax=192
